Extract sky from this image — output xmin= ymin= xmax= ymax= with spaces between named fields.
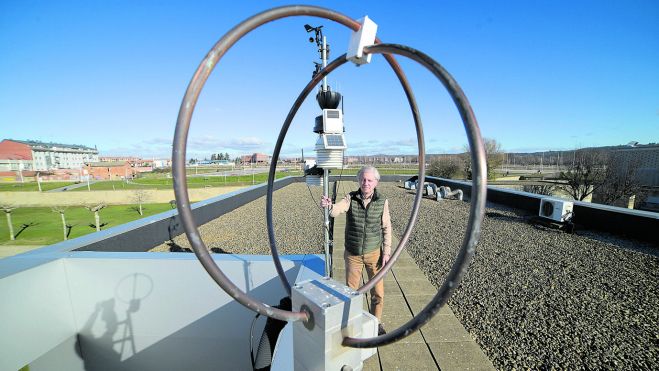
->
xmin=1 ymin=0 xmax=657 ymax=160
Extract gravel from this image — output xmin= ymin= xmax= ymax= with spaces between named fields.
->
xmin=151 ymin=181 xmax=658 ymax=369
xmin=150 ymin=183 xmax=325 ymax=254
xmin=381 ymin=182 xmax=658 ymax=370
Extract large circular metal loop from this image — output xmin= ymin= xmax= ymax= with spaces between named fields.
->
xmin=172 ymin=5 xmax=423 ymax=324
xmin=265 ymin=43 xmax=486 ymax=347
xmin=173 ymin=4 xmax=487 ymax=347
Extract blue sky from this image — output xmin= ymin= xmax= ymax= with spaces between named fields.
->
xmin=1 ymin=0 xmax=657 ymax=159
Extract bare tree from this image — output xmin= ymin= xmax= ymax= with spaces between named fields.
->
xmin=559 ymin=150 xmax=606 ymax=201
xmin=597 ymin=155 xmax=644 ymax=206
xmin=132 ymin=189 xmax=150 ymax=216
xmin=462 ymin=138 xmax=505 ymax=180
xmin=52 ymin=206 xmax=69 ymax=241
xmin=85 ymin=203 xmax=106 ymax=232
xmin=523 ymin=184 xmax=556 ymax=196
xmin=1 ymin=204 xmax=16 ymax=241
xmin=428 ymin=157 xmax=461 ymax=179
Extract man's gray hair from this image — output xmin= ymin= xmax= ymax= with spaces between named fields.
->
xmin=357 ymin=165 xmax=380 ymax=183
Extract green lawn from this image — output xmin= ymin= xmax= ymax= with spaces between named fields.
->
xmin=0 ymin=168 xmax=416 ymax=193
xmin=0 ymin=181 xmax=77 ymax=192
xmin=0 ymin=203 xmax=174 ymax=245
xmin=76 ymin=170 xmax=305 ymax=191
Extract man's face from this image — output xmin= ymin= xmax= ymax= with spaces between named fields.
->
xmin=360 ymin=170 xmax=378 ymax=196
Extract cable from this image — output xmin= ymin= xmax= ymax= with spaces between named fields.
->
xmin=306 ymin=181 xmax=326 ymax=216
xmin=249 ymin=313 xmax=261 ymax=369
xmin=305 ymin=181 xmax=331 ymax=236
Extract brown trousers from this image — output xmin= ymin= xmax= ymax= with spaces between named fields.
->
xmin=344 ymin=249 xmax=384 ymax=320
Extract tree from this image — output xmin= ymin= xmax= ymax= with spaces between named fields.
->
xmin=85 ymin=203 xmax=106 ymax=231
xmin=1 ymin=204 xmax=16 ymax=241
xmin=558 ymin=150 xmax=606 ymax=201
xmin=132 ymin=189 xmax=150 ymax=216
xmin=462 ymin=138 xmax=505 ymax=180
xmin=211 ymin=153 xmax=217 ymax=161
xmin=52 ymin=206 xmax=69 ymax=241
xmin=224 ymin=152 xmax=230 ymax=161
xmin=523 ymin=184 xmax=556 ymax=196
xmin=428 ymin=157 xmax=461 ymax=179
xmin=596 ymin=155 xmax=644 ymax=206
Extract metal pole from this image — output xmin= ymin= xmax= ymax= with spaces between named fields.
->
xmin=18 ymin=164 xmax=24 ymax=183
xmin=321 ymin=35 xmax=328 ymax=91
xmin=323 ymin=168 xmax=331 ymax=276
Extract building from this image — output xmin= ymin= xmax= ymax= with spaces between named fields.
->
xmin=152 ymin=159 xmax=172 ymax=169
xmin=85 ymin=161 xmax=135 ymax=180
xmin=253 ymin=153 xmax=269 ymax=164
xmin=100 ymin=156 xmax=154 ymax=173
xmin=0 ymin=139 xmax=99 ymax=171
xmin=596 ymin=144 xmax=659 ymax=211
xmin=240 ymin=153 xmax=271 ymax=164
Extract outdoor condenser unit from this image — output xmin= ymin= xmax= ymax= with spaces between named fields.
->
xmin=539 ymin=198 xmax=574 ymax=222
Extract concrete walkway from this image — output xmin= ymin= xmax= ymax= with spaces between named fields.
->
xmin=332 ymin=212 xmax=495 ymax=370
xmin=47 ymin=181 xmax=97 ymax=192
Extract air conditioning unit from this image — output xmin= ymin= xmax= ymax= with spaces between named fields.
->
xmin=539 ymin=198 xmax=573 ymax=222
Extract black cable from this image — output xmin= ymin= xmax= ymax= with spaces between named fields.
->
xmin=249 ymin=313 xmax=261 ymax=369
xmin=305 ymin=181 xmax=331 ymax=235
xmin=306 ymin=181 xmax=326 ymax=215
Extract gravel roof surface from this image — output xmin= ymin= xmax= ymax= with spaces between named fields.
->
xmin=151 ymin=183 xmax=325 ymax=254
xmin=152 ymin=181 xmax=658 ymax=369
xmin=380 ymin=182 xmax=658 ymax=370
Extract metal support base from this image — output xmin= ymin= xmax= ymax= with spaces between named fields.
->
xmin=291 ymin=277 xmax=377 ymax=370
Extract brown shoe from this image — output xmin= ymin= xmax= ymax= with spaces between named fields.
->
xmin=378 ymin=324 xmax=386 ymax=336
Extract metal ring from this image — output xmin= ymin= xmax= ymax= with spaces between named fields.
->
xmin=172 ymin=4 xmax=424 ymax=324
xmin=265 ymin=43 xmax=486 ymax=347
xmin=340 ymin=43 xmax=487 ymax=348
xmin=172 ymin=5 xmax=487 ymax=345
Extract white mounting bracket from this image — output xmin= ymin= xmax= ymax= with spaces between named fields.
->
xmin=347 ymin=16 xmax=378 ymax=65
xmin=291 ymin=277 xmax=377 ymax=370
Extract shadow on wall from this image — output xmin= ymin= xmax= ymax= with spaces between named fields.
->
xmin=166 ymin=241 xmax=228 ymax=254
xmin=76 ymin=273 xmax=154 ymax=371
xmin=73 ymin=268 xmax=296 ymax=370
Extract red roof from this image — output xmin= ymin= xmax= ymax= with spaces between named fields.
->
xmin=0 ymin=140 xmax=32 ymax=160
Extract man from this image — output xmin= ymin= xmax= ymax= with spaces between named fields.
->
xmin=320 ymin=165 xmax=391 ymax=335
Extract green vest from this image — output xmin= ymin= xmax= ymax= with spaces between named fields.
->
xmin=345 ymin=189 xmax=385 ymax=256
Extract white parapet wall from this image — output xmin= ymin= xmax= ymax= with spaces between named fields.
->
xmin=0 ymin=250 xmax=325 ymax=371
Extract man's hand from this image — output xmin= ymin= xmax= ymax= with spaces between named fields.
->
xmin=320 ymin=195 xmax=332 ymax=208
xmin=382 ymin=253 xmax=391 ymax=266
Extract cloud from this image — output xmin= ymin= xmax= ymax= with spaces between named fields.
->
xmin=346 ymin=138 xmax=419 ymax=155
xmin=100 ymin=135 xmax=275 ymax=159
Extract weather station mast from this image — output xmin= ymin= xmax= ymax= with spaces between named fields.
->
xmin=303 ymin=24 xmax=346 ymax=276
